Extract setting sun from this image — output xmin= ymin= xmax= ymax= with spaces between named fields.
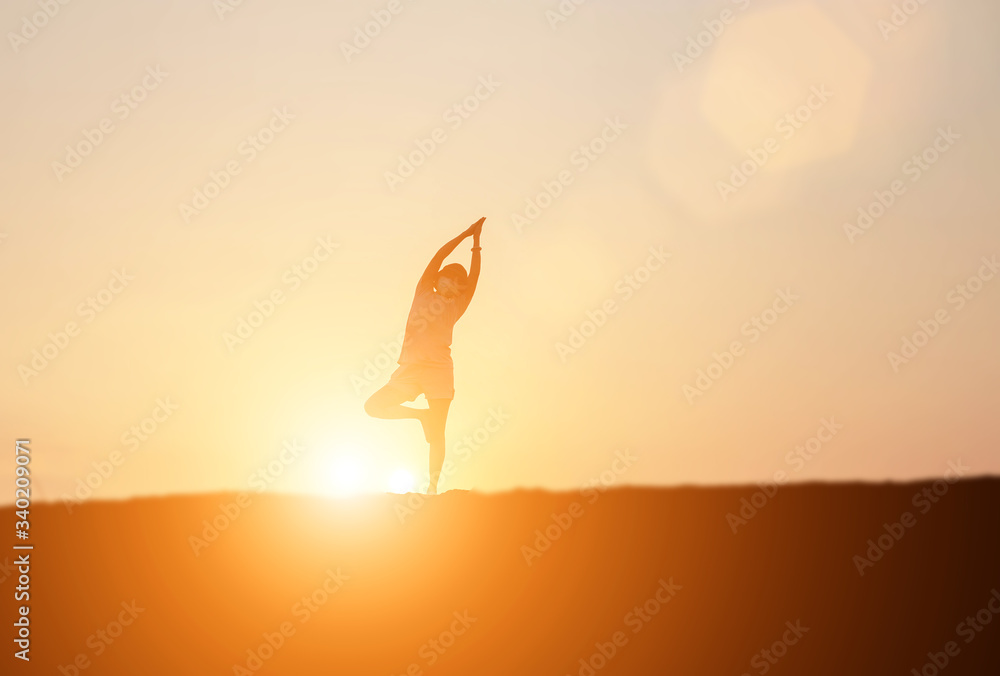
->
xmin=323 ymin=452 xmax=366 ymax=497
xmin=388 ymin=468 xmax=416 ymax=494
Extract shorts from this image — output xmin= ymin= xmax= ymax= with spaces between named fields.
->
xmin=386 ymin=362 xmax=455 ymax=401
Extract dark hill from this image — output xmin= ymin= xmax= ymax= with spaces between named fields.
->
xmin=3 ymin=479 xmax=999 ymax=674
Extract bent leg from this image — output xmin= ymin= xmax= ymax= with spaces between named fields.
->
xmin=425 ymin=398 xmax=451 ymax=494
xmin=364 ymin=384 xmax=422 ymax=420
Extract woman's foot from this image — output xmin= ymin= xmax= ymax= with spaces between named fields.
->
xmin=415 ymin=409 xmax=433 ymax=443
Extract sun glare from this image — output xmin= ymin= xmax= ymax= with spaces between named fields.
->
xmin=324 ymin=453 xmax=366 ymax=497
xmin=388 ymin=468 xmax=416 ymax=494
xmin=314 ymin=442 xmax=423 ymax=497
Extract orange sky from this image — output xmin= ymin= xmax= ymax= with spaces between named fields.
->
xmin=1 ymin=0 xmax=998 ymax=504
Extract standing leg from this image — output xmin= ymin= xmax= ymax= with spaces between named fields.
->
xmin=424 ymin=398 xmax=451 ymax=494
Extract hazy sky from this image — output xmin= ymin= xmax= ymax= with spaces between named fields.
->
xmin=2 ymin=0 xmax=998 ymax=503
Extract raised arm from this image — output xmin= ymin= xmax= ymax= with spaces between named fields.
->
xmin=416 ymin=219 xmax=483 ymax=293
xmin=455 ymin=219 xmax=483 ymax=318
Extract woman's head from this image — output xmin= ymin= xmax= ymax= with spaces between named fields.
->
xmin=436 ymin=264 xmax=468 ymax=297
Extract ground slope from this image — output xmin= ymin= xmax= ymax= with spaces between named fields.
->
xmin=3 ymin=479 xmax=999 ymax=675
